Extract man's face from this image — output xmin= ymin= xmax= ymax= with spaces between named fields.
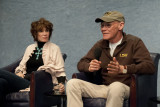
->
xmin=100 ymin=21 xmax=123 ymax=43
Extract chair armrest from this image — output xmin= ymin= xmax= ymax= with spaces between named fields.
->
xmin=30 ymin=70 xmax=53 ymax=107
xmin=130 ymin=74 xmax=157 ymax=107
xmin=72 ymin=72 xmax=90 ymax=81
xmin=72 ymin=72 xmax=96 ymax=83
xmin=130 ymin=52 xmax=160 ymax=107
xmin=130 ymin=75 xmax=136 ymax=107
xmin=0 ymin=58 xmax=21 ymax=73
xmin=72 ymin=71 xmax=103 ymax=85
xmin=34 ymin=70 xmax=53 ymax=91
xmin=130 ymin=73 xmax=158 ymax=107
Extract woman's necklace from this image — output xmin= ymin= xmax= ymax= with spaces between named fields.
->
xmin=35 ymin=47 xmax=43 ymax=60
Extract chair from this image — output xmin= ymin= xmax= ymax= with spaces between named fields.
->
xmin=72 ymin=52 xmax=160 ymax=107
xmin=1 ymin=53 xmax=67 ymax=107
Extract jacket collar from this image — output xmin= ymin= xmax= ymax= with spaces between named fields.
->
xmin=101 ymin=32 xmax=127 ymax=49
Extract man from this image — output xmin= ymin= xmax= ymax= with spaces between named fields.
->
xmin=66 ymin=11 xmax=155 ymax=107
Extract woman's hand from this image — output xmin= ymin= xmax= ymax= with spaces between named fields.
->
xmin=58 ymin=83 xmax=65 ymax=93
xmin=16 ymin=72 xmax=24 ymax=78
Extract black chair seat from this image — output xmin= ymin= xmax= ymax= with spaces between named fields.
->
xmin=82 ymin=97 xmax=128 ymax=107
xmin=83 ymin=97 xmax=106 ymax=107
xmin=6 ymin=91 xmax=29 ymax=102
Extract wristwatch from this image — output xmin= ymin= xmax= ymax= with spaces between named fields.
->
xmin=122 ymin=65 xmax=127 ymax=74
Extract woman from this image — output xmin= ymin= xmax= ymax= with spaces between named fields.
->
xmin=0 ymin=18 xmax=66 ymax=106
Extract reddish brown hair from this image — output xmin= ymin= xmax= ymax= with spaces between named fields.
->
xmin=30 ymin=18 xmax=53 ymax=41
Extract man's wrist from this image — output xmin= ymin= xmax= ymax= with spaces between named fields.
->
xmin=122 ymin=65 xmax=127 ymax=74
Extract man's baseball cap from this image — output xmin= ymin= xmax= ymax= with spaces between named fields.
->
xmin=95 ymin=11 xmax=125 ymax=23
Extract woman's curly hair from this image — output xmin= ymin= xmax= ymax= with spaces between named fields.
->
xmin=30 ymin=18 xmax=53 ymax=41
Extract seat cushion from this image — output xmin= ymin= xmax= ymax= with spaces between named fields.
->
xmin=82 ymin=97 xmax=129 ymax=107
xmin=6 ymin=91 xmax=29 ymax=102
xmin=83 ymin=97 xmax=106 ymax=107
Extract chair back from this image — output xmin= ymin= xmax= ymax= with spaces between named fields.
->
xmin=1 ymin=58 xmax=21 ymax=73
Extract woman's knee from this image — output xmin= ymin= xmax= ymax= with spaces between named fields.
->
xmin=0 ymin=78 xmax=8 ymax=90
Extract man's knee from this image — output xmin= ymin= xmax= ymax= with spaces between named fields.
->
xmin=109 ymin=82 xmax=125 ymax=88
xmin=108 ymin=82 xmax=128 ymax=97
xmin=66 ymin=79 xmax=82 ymax=92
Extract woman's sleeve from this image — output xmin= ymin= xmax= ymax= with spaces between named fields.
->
xmin=15 ymin=45 xmax=33 ymax=74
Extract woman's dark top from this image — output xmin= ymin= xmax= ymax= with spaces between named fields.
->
xmin=24 ymin=41 xmax=45 ymax=81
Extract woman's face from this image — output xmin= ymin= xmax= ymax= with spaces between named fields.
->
xmin=37 ymin=28 xmax=50 ymax=42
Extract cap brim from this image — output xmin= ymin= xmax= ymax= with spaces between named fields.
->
xmin=95 ymin=18 xmax=104 ymax=23
xmin=95 ymin=17 xmax=115 ymax=23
